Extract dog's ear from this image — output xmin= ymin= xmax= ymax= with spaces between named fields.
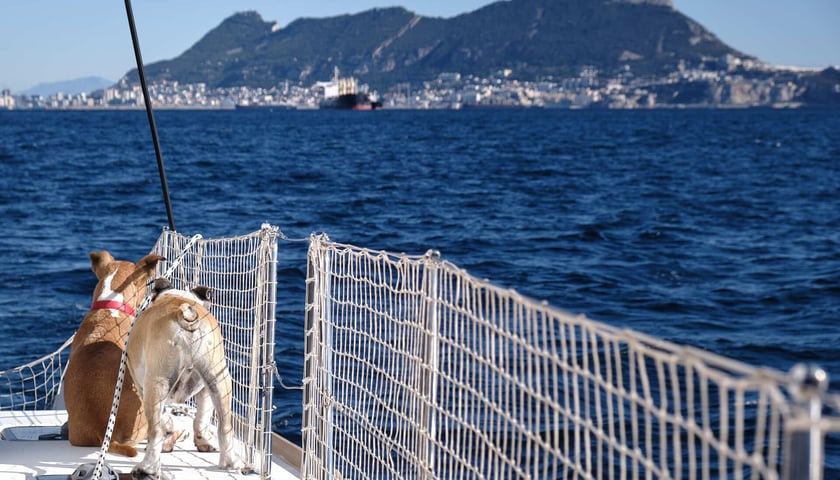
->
xmin=136 ymin=254 xmax=165 ymax=273
xmin=89 ymin=251 xmax=116 ymax=279
xmin=151 ymin=278 xmax=173 ymax=299
xmin=191 ymin=286 xmax=213 ymax=303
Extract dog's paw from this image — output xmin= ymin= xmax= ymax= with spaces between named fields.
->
xmin=131 ymin=465 xmax=161 ymax=480
xmin=219 ymin=453 xmax=246 ymax=472
xmin=162 ymin=429 xmax=185 ymax=453
xmin=196 ymin=442 xmax=217 ymax=453
xmin=194 ymin=433 xmax=218 ymax=452
xmin=131 ymin=463 xmax=175 ymax=480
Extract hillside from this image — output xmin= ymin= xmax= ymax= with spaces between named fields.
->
xmin=127 ymin=0 xmax=746 ymax=89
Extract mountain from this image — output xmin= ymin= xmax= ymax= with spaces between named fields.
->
xmin=23 ymin=76 xmax=114 ymax=96
xmin=126 ymin=0 xmax=746 ymax=89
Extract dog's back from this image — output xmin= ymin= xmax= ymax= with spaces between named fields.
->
xmin=128 ymin=291 xmax=225 ymax=402
xmin=64 ymin=251 xmax=163 ymax=457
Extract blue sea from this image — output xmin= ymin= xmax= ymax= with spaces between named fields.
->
xmin=1 ymin=108 xmax=839 ymax=471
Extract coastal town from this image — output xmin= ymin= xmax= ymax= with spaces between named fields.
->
xmin=1 ymin=55 xmax=836 ymax=110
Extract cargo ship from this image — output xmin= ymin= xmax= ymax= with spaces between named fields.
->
xmin=317 ymin=68 xmax=382 ymax=110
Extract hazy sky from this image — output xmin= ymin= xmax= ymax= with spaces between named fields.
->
xmin=0 ymin=0 xmax=837 ymax=92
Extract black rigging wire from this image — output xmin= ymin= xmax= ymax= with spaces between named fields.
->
xmin=123 ymin=0 xmax=176 ymax=232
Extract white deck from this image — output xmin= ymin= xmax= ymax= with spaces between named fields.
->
xmin=0 ymin=410 xmax=300 ymax=480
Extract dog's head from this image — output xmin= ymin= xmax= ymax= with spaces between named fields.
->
xmin=89 ymin=251 xmax=165 ymax=309
xmin=150 ymin=277 xmax=213 ymax=309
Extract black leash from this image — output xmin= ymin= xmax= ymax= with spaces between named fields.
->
xmin=124 ymin=0 xmax=176 ymax=232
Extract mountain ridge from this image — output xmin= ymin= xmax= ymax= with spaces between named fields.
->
xmin=124 ymin=0 xmax=747 ymax=89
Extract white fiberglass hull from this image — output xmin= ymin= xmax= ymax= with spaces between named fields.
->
xmin=0 ymin=410 xmax=300 ymax=480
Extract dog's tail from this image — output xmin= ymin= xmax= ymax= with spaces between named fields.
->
xmin=177 ymin=303 xmax=201 ymax=331
xmin=108 ymin=440 xmax=138 ymax=457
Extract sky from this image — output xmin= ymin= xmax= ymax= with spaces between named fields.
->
xmin=0 ymin=0 xmax=837 ymax=93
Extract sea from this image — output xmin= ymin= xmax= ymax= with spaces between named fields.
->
xmin=1 ymin=107 xmax=838 ymax=472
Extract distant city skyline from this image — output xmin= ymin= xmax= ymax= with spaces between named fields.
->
xmin=1 ymin=0 xmax=837 ymax=93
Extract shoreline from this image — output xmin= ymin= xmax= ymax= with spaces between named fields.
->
xmin=3 ymin=102 xmax=836 ymax=112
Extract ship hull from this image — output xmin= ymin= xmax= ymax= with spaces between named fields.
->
xmin=320 ymin=93 xmax=381 ymax=110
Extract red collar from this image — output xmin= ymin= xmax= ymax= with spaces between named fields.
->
xmin=91 ymin=300 xmax=136 ymax=317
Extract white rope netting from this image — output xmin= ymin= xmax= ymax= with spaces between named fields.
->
xmin=0 ymin=336 xmax=72 ymax=412
xmin=302 ymin=235 xmax=840 ymax=480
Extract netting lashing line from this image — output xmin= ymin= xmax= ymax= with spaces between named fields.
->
xmin=271 ymin=363 xmax=303 ymax=391
xmin=261 ymin=230 xmax=310 ymax=393
xmin=90 ymin=234 xmax=203 ymax=480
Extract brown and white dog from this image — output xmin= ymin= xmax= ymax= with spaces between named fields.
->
xmin=64 ymin=251 xmax=165 ymax=457
xmin=126 ymin=278 xmax=243 ymax=478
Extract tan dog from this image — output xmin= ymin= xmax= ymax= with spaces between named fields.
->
xmin=64 ymin=251 xmax=165 ymax=457
xmin=126 ymin=278 xmax=243 ymax=478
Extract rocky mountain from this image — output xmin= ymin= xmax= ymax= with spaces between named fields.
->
xmin=126 ymin=0 xmax=747 ymax=89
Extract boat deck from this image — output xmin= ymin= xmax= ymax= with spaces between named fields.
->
xmin=0 ymin=411 xmax=300 ymax=480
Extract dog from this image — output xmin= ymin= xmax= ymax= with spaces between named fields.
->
xmin=126 ymin=278 xmax=243 ymax=478
xmin=64 ymin=251 xmax=165 ymax=457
